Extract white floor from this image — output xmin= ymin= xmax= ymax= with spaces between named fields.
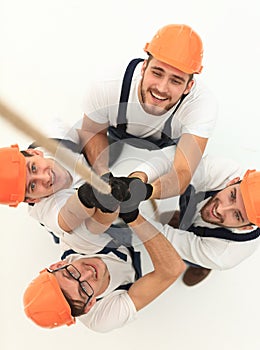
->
xmin=1 ymin=1 xmax=260 ymax=349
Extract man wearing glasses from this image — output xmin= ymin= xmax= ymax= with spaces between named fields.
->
xmin=23 ymin=214 xmax=186 ymax=332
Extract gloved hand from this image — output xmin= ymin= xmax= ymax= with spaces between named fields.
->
xmin=101 ymin=172 xmax=130 ymax=202
xmin=116 ymin=177 xmax=153 ymax=223
xmin=77 ymin=173 xmax=131 ymax=213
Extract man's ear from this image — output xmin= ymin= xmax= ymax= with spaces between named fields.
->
xmin=236 ymin=224 xmax=255 ymax=231
xmin=25 ymin=148 xmax=44 ymax=157
xmin=141 ymin=60 xmax=148 ymax=76
xmin=226 ymin=177 xmax=241 ymax=187
xmin=49 ymin=261 xmax=65 ymax=270
xmin=24 ymin=197 xmax=41 ymax=204
xmin=184 ymin=79 xmax=194 ymax=95
xmin=83 ymin=297 xmax=96 ymax=314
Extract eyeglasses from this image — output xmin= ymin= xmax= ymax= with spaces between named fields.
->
xmin=47 ymin=264 xmax=94 ymax=307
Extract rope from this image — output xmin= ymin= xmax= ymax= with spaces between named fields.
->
xmin=0 ymin=98 xmax=110 ymax=194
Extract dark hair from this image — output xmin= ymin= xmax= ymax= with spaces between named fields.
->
xmin=62 ymin=290 xmax=86 ymax=317
xmin=20 ymin=150 xmax=33 ymax=157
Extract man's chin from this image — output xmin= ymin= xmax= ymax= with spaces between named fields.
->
xmin=143 ymin=103 xmax=167 ymax=116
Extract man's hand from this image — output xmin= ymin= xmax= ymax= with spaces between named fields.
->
xmin=101 ymin=172 xmax=130 ymax=202
xmin=116 ymin=177 xmax=153 ymax=223
xmin=77 ymin=173 xmax=131 ymax=213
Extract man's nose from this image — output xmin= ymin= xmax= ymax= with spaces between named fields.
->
xmin=33 ymin=172 xmax=50 ymax=185
xmin=218 ymin=203 xmax=234 ymax=215
xmin=80 ymin=267 xmax=96 ymax=280
xmin=157 ymin=78 xmax=169 ymax=92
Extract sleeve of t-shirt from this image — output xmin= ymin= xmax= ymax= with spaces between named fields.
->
xmin=27 ymin=189 xmax=72 ymax=239
xmin=149 ymin=218 xmax=258 ymax=270
xmin=129 ymin=145 xmax=176 ymax=182
xmin=42 ymin=117 xmax=82 ymax=143
xmin=175 ymin=81 xmax=218 ymax=138
xmin=78 ymin=290 xmax=137 ymax=333
xmin=82 ymin=81 xmax=112 ymax=124
xmin=191 ymin=155 xmax=246 ymax=192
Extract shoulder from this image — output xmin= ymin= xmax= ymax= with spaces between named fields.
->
xmin=181 ymin=78 xmax=218 ymax=113
xmin=78 ymin=290 xmax=137 ymax=332
xmin=192 ymin=155 xmax=245 ymax=191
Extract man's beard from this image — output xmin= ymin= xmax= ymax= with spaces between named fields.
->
xmin=200 ymin=197 xmax=224 ymax=226
xmin=139 ymin=78 xmax=174 ymax=116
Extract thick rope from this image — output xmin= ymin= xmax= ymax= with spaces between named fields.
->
xmin=0 ymin=98 xmax=110 ymax=194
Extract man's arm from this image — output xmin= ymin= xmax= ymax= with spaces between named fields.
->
xmin=79 ymin=114 xmax=110 ymax=176
xmin=58 ymin=192 xmax=118 ymax=233
xmin=127 ymin=215 xmax=186 ymax=311
xmin=150 ymin=134 xmax=207 ymax=199
xmin=161 ymin=222 xmax=257 ymax=270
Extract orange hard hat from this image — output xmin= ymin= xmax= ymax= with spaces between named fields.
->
xmin=240 ymin=170 xmax=260 ymax=226
xmin=144 ymin=24 xmax=203 ymax=74
xmin=0 ymin=144 xmax=26 ymax=207
xmin=23 ymin=269 xmax=75 ymax=328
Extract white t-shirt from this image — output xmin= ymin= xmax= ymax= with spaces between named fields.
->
xmin=83 ymin=61 xmax=218 ymax=140
xmin=64 ymin=250 xmax=138 ymax=333
xmin=143 ymin=155 xmax=260 ymax=270
xmin=27 ymin=120 xmax=116 ymax=253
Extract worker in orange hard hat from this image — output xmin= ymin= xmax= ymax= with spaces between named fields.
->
xmin=23 ymin=213 xmax=186 ymax=330
xmin=0 ymin=128 xmax=154 ymax=243
xmin=0 ymin=138 xmax=151 ymax=238
xmin=22 ymin=155 xmax=260 ymax=332
xmin=80 ymin=23 xmax=218 ymax=209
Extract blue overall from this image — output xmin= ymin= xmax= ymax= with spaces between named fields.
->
xmin=179 ymin=184 xmax=260 ymax=242
xmin=61 ymin=224 xmax=142 ymax=295
xmin=108 ymin=58 xmax=187 ymax=159
xmin=178 ymin=185 xmax=260 ymax=268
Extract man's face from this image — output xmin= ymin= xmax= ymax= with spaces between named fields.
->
xmin=201 ymin=181 xmax=251 ymax=229
xmin=139 ymin=57 xmax=194 ymax=116
xmin=24 ymin=149 xmax=72 ymax=202
xmin=51 ymin=257 xmax=110 ymax=307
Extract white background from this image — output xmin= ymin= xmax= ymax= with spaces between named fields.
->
xmin=1 ymin=1 xmax=260 ymax=349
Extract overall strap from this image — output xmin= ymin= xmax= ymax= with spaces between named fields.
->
xmin=161 ymin=93 xmax=187 ymax=142
xmin=189 ymin=225 xmax=260 ymax=242
xmin=61 ymin=225 xmax=142 ymax=299
xmin=179 ymin=185 xmax=260 ymax=242
xmin=61 ymin=224 xmax=142 ymax=279
xmin=179 ymin=184 xmax=219 ymax=231
xmin=108 ymin=58 xmax=187 ymax=149
xmin=116 ymin=58 xmax=144 ymax=132
xmin=28 ymin=138 xmax=83 ymax=154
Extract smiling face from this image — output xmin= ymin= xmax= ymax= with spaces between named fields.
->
xmin=200 ymin=179 xmax=252 ymax=229
xmin=138 ymin=57 xmax=194 ymax=116
xmin=24 ymin=149 xmax=72 ymax=202
xmin=51 ymin=257 xmax=110 ymax=310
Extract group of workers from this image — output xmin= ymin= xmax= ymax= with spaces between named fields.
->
xmin=1 ymin=23 xmax=260 ymax=333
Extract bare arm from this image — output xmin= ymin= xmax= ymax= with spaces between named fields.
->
xmin=127 ymin=215 xmax=186 ymax=311
xmin=58 ymin=192 xmax=118 ymax=234
xmin=79 ymin=114 xmax=110 ymax=176
xmin=151 ymin=134 xmax=207 ymax=199
xmin=84 ymin=208 xmax=119 ymax=234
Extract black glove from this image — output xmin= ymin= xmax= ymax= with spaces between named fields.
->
xmin=78 ymin=181 xmax=119 ymax=213
xmin=77 ymin=173 xmax=131 ymax=213
xmin=101 ymin=173 xmax=130 ymax=202
xmin=119 ymin=208 xmax=139 ymax=224
xmin=117 ymin=177 xmax=153 ymax=223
